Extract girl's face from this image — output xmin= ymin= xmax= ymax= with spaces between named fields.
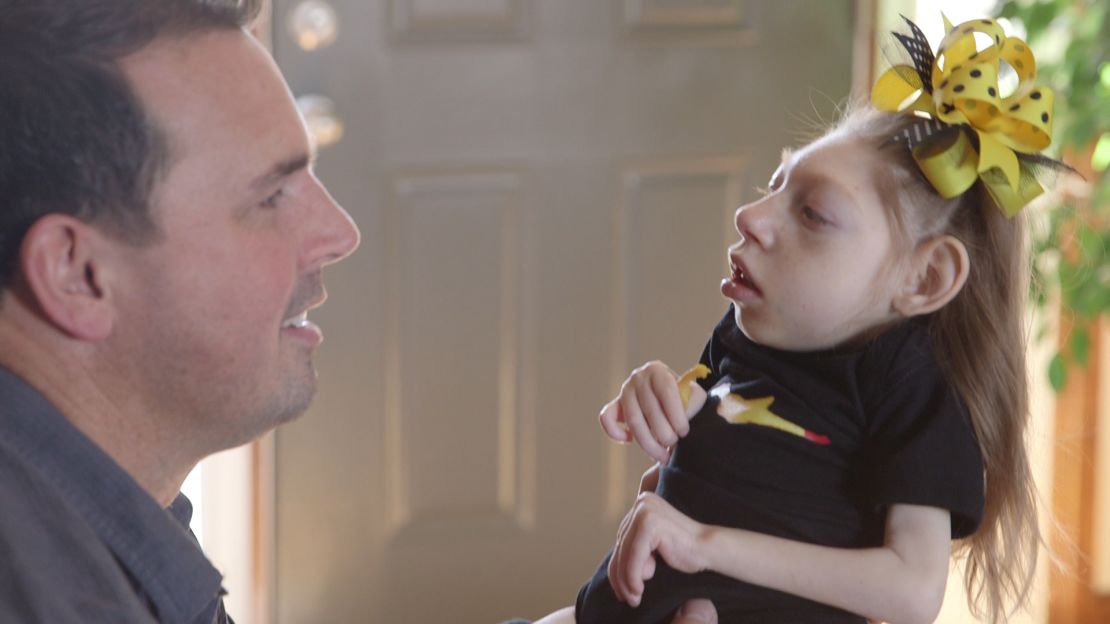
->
xmin=722 ymin=132 xmax=911 ymax=351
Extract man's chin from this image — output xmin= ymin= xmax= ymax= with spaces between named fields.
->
xmin=219 ymin=386 xmax=315 ymax=452
xmin=247 ymin=367 xmax=319 ymax=436
xmin=276 ymin=376 xmax=318 ymax=425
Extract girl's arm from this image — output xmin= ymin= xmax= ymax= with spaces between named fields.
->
xmin=608 ymin=493 xmax=950 ymax=624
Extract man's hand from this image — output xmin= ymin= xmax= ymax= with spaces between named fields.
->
xmin=671 ymin=598 xmax=717 ymax=624
xmin=530 ymin=598 xmax=716 ymax=624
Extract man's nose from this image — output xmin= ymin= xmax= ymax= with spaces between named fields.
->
xmin=303 ymin=179 xmax=361 ymax=269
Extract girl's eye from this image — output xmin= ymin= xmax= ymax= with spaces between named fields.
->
xmin=801 ymin=205 xmax=829 ymax=226
xmin=261 ymin=187 xmax=286 ymax=209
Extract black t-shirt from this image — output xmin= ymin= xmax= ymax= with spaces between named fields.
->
xmin=576 ymin=309 xmax=984 ymax=624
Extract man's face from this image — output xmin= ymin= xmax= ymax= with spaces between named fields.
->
xmin=109 ymin=30 xmax=359 ymax=451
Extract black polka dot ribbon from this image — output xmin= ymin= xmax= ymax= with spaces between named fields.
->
xmin=872 ymin=15 xmax=1056 ymax=216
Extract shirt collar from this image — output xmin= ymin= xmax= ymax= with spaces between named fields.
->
xmin=0 ymin=367 xmax=225 ymax=624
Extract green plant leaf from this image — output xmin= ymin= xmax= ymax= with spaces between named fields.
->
xmin=1058 ymin=259 xmax=1080 ymax=294
xmin=1092 ymin=132 xmax=1110 ymax=171
xmin=1070 ymin=326 xmax=1090 ymax=366
xmin=995 ymin=0 xmax=1109 ymax=393
xmin=1049 ymin=352 xmax=1068 ymax=392
xmin=1094 ymin=176 xmax=1110 ymax=209
xmin=1077 ymin=223 xmax=1105 ymax=261
xmin=1024 ymin=3 xmax=1060 ymax=38
xmin=1064 ymin=106 xmax=1099 ymax=148
xmin=1071 ymin=286 xmax=1103 ymax=318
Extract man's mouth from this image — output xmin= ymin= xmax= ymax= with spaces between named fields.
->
xmin=281 ymin=311 xmax=310 ymax=329
xmin=281 ymin=284 xmax=327 ymax=331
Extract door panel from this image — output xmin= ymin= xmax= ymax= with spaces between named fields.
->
xmin=271 ymin=2 xmax=853 ymax=621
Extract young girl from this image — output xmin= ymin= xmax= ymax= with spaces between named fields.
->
xmin=533 ymin=16 xmax=1049 ymax=624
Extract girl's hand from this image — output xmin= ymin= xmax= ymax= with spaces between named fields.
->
xmin=607 ymin=491 xmax=710 ymax=607
xmin=639 ymin=462 xmax=662 ymax=494
xmin=598 ymin=361 xmax=708 ymax=463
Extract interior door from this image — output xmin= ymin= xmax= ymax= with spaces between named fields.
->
xmin=270 ymin=1 xmax=854 ymax=621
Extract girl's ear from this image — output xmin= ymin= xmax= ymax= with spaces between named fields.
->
xmin=893 ymin=234 xmax=970 ymax=318
xmin=19 ymin=214 xmax=116 ymax=341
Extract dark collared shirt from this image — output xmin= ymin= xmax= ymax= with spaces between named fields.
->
xmin=0 ymin=366 xmax=230 ymax=623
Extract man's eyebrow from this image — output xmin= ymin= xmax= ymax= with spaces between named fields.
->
xmin=248 ymin=151 xmax=316 ymax=191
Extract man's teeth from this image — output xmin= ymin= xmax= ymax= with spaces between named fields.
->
xmin=283 ymin=312 xmax=309 ymax=328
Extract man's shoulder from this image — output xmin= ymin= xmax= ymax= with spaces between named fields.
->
xmin=0 ymin=447 xmax=157 ymax=623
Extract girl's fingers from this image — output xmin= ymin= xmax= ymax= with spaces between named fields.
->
xmin=598 ymin=400 xmax=632 ymax=442
xmin=622 ymin=397 xmax=670 ymax=463
xmin=642 ymin=553 xmax=656 ymax=581
xmin=610 ymin=502 xmax=636 ymax=601
xmin=684 ymin=383 xmax=708 ymax=419
xmin=611 ymin=494 xmax=649 ymax=606
xmin=612 ymin=492 xmax=709 ymax=609
xmin=622 ymin=514 xmax=655 ymax=607
xmin=634 ymin=381 xmax=678 ymax=451
xmin=610 ymin=536 xmax=631 ymax=602
xmin=650 ymin=370 xmax=690 ymax=437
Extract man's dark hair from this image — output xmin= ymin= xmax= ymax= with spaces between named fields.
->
xmin=0 ymin=0 xmax=263 ymax=293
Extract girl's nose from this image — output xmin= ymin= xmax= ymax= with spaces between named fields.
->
xmin=734 ymin=198 xmax=775 ymax=249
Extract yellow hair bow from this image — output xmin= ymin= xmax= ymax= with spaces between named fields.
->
xmin=871 ymin=15 xmax=1056 ymax=216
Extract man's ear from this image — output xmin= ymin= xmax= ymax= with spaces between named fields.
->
xmin=893 ymin=234 xmax=970 ymax=318
xmin=19 ymin=214 xmax=116 ymax=340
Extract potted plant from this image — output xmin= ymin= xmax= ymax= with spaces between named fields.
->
xmin=995 ymin=0 xmax=1109 ymax=390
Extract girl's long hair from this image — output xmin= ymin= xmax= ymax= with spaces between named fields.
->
xmin=834 ymin=106 xmax=1040 ymax=624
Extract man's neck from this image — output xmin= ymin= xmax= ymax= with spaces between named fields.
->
xmin=0 ymin=318 xmax=194 ymax=507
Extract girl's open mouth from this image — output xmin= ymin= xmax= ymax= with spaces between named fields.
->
xmin=733 ymin=265 xmax=761 ymax=294
xmin=732 ymin=257 xmax=763 ymax=294
xmin=722 ymin=258 xmax=763 ymax=302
